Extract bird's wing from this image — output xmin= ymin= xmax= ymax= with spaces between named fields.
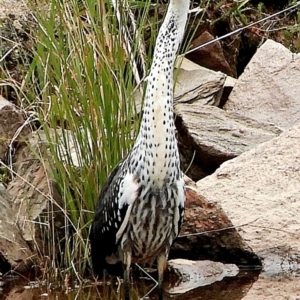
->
xmin=90 ymin=158 xmax=141 ymax=273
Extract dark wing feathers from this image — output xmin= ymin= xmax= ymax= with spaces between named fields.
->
xmin=90 ymin=159 xmax=130 ymax=277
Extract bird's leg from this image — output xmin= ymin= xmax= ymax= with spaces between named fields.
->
xmin=157 ymin=253 xmax=167 ymax=300
xmin=123 ymin=251 xmax=132 ymax=300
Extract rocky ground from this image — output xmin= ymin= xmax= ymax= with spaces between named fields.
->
xmin=1 ymin=0 xmax=300 ymax=299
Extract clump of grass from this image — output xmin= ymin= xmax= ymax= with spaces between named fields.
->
xmin=20 ymin=0 xmax=162 ymax=279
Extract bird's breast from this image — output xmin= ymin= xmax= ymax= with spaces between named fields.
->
xmin=120 ymin=184 xmax=182 ymax=263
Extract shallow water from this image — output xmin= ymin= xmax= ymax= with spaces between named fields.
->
xmin=0 ymin=270 xmax=260 ymax=300
xmin=2 ymin=249 xmax=300 ymax=300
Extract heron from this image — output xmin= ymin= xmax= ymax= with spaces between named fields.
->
xmin=90 ymin=0 xmax=189 ymax=299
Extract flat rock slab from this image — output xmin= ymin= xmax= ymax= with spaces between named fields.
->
xmin=196 ymin=122 xmax=300 ymax=254
xmin=175 ymin=103 xmax=281 ymax=169
xmin=174 ymin=68 xmax=225 ymax=106
xmin=224 ymin=39 xmax=300 ymax=130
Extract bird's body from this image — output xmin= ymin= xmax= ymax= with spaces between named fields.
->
xmin=90 ymin=0 xmax=189 ymax=298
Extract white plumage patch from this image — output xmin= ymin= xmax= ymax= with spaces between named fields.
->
xmin=118 ymin=173 xmax=139 ymax=209
xmin=176 ymin=176 xmax=185 ymax=207
xmin=116 ymin=173 xmax=140 ymax=243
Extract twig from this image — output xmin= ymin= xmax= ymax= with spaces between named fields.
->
xmin=135 ymin=263 xmax=158 ymax=300
xmin=247 ymin=224 xmax=300 ymax=238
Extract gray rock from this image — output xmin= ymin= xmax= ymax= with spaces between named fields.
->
xmin=175 ymin=103 xmax=282 ymax=170
xmin=224 ymin=39 xmax=300 ymax=130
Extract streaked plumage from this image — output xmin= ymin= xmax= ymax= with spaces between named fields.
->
xmin=90 ymin=0 xmax=189 ymax=298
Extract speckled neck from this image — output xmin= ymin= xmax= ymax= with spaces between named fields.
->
xmin=131 ymin=0 xmax=189 ymax=184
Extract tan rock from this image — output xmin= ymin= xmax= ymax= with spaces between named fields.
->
xmin=0 ymin=0 xmax=29 ymax=19
xmin=224 ymin=39 xmax=300 ymax=130
xmin=196 ymin=122 xmax=300 ymax=254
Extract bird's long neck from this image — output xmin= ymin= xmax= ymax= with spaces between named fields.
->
xmin=132 ymin=0 xmax=189 ymax=184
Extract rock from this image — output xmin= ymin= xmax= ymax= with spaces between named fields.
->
xmin=175 ymin=103 xmax=281 ymax=177
xmin=196 ymin=122 xmax=300 ymax=254
xmin=220 ymin=76 xmax=236 ymax=108
xmin=170 ymin=176 xmax=261 ymax=267
xmin=0 ymin=190 xmax=33 ymax=273
xmin=174 ymin=68 xmax=225 ymax=106
xmin=134 ymin=66 xmax=226 ymax=112
xmin=258 ymin=246 xmax=300 ymax=280
xmin=224 ymin=39 xmax=300 ymax=130
xmin=7 ymin=131 xmax=64 ymax=258
xmin=175 ymin=57 xmax=203 ymax=71
xmin=0 ymin=96 xmax=30 ymax=161
xmin=187 ymin=31 xmax=233 ymax=76
xmin=176 ymin=57 xmax=237 ymax=108
xmin=167 ymin=259 xmax=239 ymax=294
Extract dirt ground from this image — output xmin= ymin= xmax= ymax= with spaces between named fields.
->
xmin=0 ymin=0 xmax=29 ymax=19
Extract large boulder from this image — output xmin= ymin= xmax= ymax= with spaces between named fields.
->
xmin=224 ymin=39 xmax=300 ymax=130
xmin=196 ymin=122 xmax=300 ymax=254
